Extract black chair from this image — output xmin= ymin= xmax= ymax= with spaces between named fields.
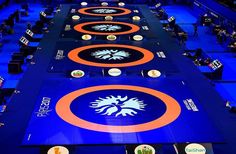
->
xmin=0 ymin=90 xmax=6 ymax=105
xmin=12 ymin=52 xmax=25 ymax=61
xmin=8 ymin=61 xmax=22 ymax=74
xmin=40 ymin=11 xmax=53 ymax=23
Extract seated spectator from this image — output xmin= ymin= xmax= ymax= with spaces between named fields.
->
xmin=228 ymin=42 xmax=236 ymax=52
xmin=230 ymin=31 xmax=236 ymax=41
xmin=163 ymin=23 xmax=171 ymax=32
xmin=217 ymin=29 xmax=226 ymax=43
xmin=204 ymin=58 xmax=212 ymax=65
xmin=157 ymin=9 xmax=168 ymax=20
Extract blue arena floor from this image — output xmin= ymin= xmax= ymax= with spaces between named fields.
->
xmin=0 ymin=3 xmax=236 ymax=154
xmin=163 ymin=5 xmax=236 ymax=103
xmin=0 ymin=3 xmax=234 ymax=106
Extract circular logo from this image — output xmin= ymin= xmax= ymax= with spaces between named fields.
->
xmin=71 ymin=70 xmax=85 ymax=78
xmin=134 ymin=145 xmax=155 ymax=154
xmin=148 ymin=70 xmax=161 ymax=78
xmin=132 ymin=16 xmax=141 ymax=21
xmin=68 ymin=44 xmax=154 ymax=67
xmin=118 ymin=2 xmax=125 ymax=7
xmin=74 ymin=21 xmax=140 ymax=35
xmin=107 ymin=34 xmax=117 ymax=41
xmin=56 ymin=85 xmax=181 ymax=133
xmin=72 ymin=15 xmax=80 ymax=21
xmin=108 ymin=68 xmax=121 ymax=76
xmin=105 ymin=15 xmax=113 ymax=21
xmin=133 ymin=35 xmax=143 ymax=41
xmin=81 ymin=34 xmax=92 ymax=40
xmin=47 ymin=146 xmax=69 ymax=154
xmin=101 ymin=2 xmax=108 ymax=6
xmin=185 ymin=143 xmax=206 ymax=154
xmin=80 ymin=2 xmax=87 ymax=6
xmin=78 ymin=7 xmax=131 ymax=16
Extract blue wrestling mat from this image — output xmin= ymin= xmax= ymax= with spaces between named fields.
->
xmin=48 ymin=41 xmax=178 ymax=73
xmin=69 ymin=4 xmax=144 ymax=19
xmin=22 ymin=77 xmax=222 ymax=145
xmin=61 ymin=18 xmax=154 ymax=39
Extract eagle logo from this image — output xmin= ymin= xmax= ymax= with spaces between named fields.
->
xmin=90 ymin=95 xmax=146 ymax=117
xmin=92 ymin=9 xmax=117 ymax=14
xmin=91 ymin=49 xmax=130 ymax=60
xmin=92 ymin=24 xmax=122 ymax=31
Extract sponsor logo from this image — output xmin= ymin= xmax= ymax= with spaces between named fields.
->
xmin=134 ymin=144 xmax=155 ymax=154
xmin=47 ymin=146 xmax=69 ymax=154
xmin=55 ymin=50 xmax=64 ymax=60
xmin=185 ymin=143 xmax=206 ymax=154
xmin=35 ymin=97 xmax=52 ymax=117
xmin=183 ymin=98 xmax=199 ymax=111
xmin=71 ymin=70 xmax=85 ymax=78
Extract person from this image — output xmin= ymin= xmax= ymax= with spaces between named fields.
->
xmin=201 ymin=13 xmax=208 ymax=25
xmin=0 ymin=30 xmax=3 ymax=48
xmin=173 ymin=25 xmax=179 ymax=36
xmin=222 ymin=30 xmax=227 ymax=42
xmin=230 ymin=31 xmax=236 ymax=42
xmin=228 ymin=42 xmax=236 ymax=52
xmin=217 ymin=29 xmax=224 ymax=43
xmin=193 ymin=23 xmax=198 ymax=37
xmin=204 ymin=58 xmax=211 ymax=65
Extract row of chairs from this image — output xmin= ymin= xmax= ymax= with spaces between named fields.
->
xmin=8 ymin=29 xmax=43 ymax=74
xmin=7 ymin=7 xmax=55 ymax=74
xmin=152 ymin=6 xmax=188 ymax=44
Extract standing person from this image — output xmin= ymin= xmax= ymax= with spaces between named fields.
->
xmin=193 ymin=23 xmax=198 ymax=37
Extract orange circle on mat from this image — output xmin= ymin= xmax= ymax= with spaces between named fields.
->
xmin=74 ymin=21 xmax=140 ymax=35
xmin=56 ymin=85 xmax=181 ymax=133
xmin=78 ymin=7 xmax=131 ymax=16
xmin=68 ymin=44 xmax=154 ymax=67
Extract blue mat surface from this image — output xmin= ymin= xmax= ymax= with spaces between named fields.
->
xmin=23 ymin=77 xmax=222 ymax=145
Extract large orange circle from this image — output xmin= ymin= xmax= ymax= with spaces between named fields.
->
xmin=74 ymin=21 xmax=140 ymax=35
xmin=68 ymin=44 xmax=154 ymax=67
xmin=56 ymin=85 xmax=181 ymax=133
xmin=78 ymin=7 xmax=131 ymax=16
